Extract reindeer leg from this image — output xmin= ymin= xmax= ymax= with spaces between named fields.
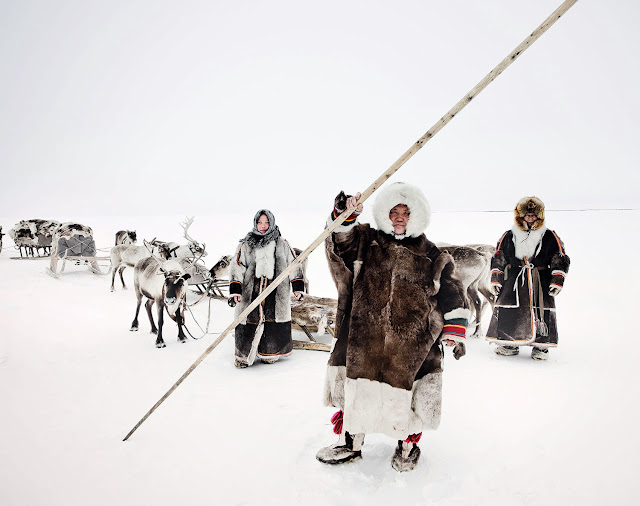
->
xmin=145 ymin=299 xmax=158 ymax=334
xmin=479 ymin=286 xmax=496 ymax=311
xmin=110 ymin=262 xmax=119 ymax=291
xmin=176 ymin=307 xmax=187 ymax=343
xmin=130 ymin=292 xmax=143 ymax=331
xmin=155 ymin=303 xmax=166 ymax=348
xmin=118 ymin=265 xmax=127 ymax=289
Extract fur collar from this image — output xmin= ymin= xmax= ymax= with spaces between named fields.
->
xmin=511 ymin=224 xmax=547 ymax=260
xmin=372 ymin=182 xmax=431 ymax=239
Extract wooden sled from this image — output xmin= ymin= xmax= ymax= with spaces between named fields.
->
xmin=291 ymin=294 xmax=337 ymax=343
xmin=292 ymin=340 xmax=331 ymax=352
xmin=46 ymin=254 xmax=111 ymax=278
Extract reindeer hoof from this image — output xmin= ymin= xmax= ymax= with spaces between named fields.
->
xmin=151 ymin=329 xmax=158 ymax=335
xmin=110 ymin=287 xmax=115 ymax=292
xmin=130 ymin=326 xmax=138 ymax=332
xmin=155 ymin=341 xmax=166 ymax=348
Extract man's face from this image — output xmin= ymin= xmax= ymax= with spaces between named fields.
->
xmin=524 ymin=213 xmax=538 ymax=225
xmin=389 ymin=204 xmax=410 ymax=235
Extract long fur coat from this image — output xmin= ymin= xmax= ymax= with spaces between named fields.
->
xmin=323 ymin=183 xmax=469 ymax=440
xmin=486 ymin=225 xmax=569 ymax=347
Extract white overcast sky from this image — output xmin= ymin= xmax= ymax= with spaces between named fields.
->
xmin=1 ymin=0 xmax=638 ymax=219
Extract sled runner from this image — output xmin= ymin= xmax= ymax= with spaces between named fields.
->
xmin=45 ymin=222 xmax=110 ymax=278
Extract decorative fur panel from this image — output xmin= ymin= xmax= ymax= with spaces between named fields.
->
xmin=254 ymin=240 xmax=276 ymax=279
xmin=514 ymin=196 xmax=545 ymax=231
xmin=372 ymin=182 xmax=431 ymax=238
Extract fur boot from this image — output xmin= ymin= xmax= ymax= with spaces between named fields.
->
xmin=531 ymin=347 xmax=549 ymax=361
xmin=391 ymin=441 xmax=421 ymax=472
xmin=316 ymin=431 xmax=364 ymax=465
xmin=495 ymin=345 xmax=519 ymax=356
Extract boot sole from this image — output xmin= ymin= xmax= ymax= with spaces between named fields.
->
xmin=316 ymin=450 xmax=362 ymax=465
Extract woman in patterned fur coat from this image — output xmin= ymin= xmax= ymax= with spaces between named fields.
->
xmin=229 ymin=209 xmax=305 ymax=368
xmin=486 ymin=196 xmax=570 ymax=360
xmin=316 ymin=182 xmax=470 ymax=472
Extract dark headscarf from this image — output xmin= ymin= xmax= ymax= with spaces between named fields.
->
xmin=241 ymin=209 xmax=281 ymax=248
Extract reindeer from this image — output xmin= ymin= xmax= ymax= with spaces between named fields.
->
xmin=437 ymin=243 xmax=496 ymax=338
xmin=150 ymin=217 xmax=207 ymax=259
xmin=109 ymin=240 xmax=171 ymax=291
xmin=115 ymin=230 xmax=137 ymax=246
xmin=189 ymin=253 xmax=233 ymax=296
xmin=130 ymin=257 xmax=191 ymax=348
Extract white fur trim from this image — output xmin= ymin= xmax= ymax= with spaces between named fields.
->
xmin=443 ymin=308 xmax=471 ymax=321
xmin=326 ymin=214 xmax=358 ymax=233
xmin=551 ymin=270 xmax=566 ymax=277
xmin=511 ymin=225 xmax=547 ymax=260
xmin=254 ymin=240 xmax=276 ymax=279
xmin=411 ymin=372 xmax=442 ymax=431
xmin=323 ymin=365 xmax=346 ymax=409
xmin=342 ymin=373 xmax=442 ymax=439
xmin=372 ymin=182 xmax=431 ymax=238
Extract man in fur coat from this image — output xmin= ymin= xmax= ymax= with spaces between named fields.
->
xmin=316 ymin=182 xmax=470 ymax=472
xmin=486 ymin=196 xmax=570 ymax=360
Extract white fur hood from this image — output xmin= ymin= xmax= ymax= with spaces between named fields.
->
xmin=372 ymin=182 xmax=431 ymax=238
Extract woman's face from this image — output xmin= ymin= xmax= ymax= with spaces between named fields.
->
xmin=389 ymin=204 xmax=410 ymax=235
xmin=257 ymin=214 xmax=270 ymax=234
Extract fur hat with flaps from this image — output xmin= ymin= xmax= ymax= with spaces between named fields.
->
xmin=373 ymin=182 xmax=431 ymax=238
xmin=514 ymin=196 xmax=545 ymax=231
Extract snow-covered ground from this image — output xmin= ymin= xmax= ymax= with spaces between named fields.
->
xmin=1 ymin=210 xmax=638 ymax=506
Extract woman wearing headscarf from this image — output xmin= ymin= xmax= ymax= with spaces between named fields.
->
xmin=229 ymin=209 xmax=305 ymax=368
xmin=486 ymin=196 xmax=570 ymax=360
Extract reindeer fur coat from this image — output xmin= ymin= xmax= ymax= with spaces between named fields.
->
xmin=230 ymin=237 xmax=304 ymax=325
xmin=323 ymin=183 xmax=469 ymax=440
xmin=486 ymin=197 xmax=570 ymax=347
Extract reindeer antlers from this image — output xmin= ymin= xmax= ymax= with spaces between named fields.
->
xmin=180 ymin=216 xmax=196 ymax=244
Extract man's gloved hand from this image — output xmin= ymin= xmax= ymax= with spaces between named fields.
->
xmin=491 ymin=283 xmax=501 ymax=297
xmin=334 ymin=191 xmax=363 ymax=214
xmin=453 ymin=342 xmax=466 ymax=360
xmin=549 ymin=285 xmax=562 ymax=296
xmin=334 ymin=191 xmax=349 ymax=213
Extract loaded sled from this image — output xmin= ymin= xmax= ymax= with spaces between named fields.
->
xmin=9 ymin=219 xmax=60 ymax=258
xmin=46 ymin=222 xmax=111 ymax=278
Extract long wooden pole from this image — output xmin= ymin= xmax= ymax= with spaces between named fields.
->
xmin=123 ymin=0 xmax=579 ymax=441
